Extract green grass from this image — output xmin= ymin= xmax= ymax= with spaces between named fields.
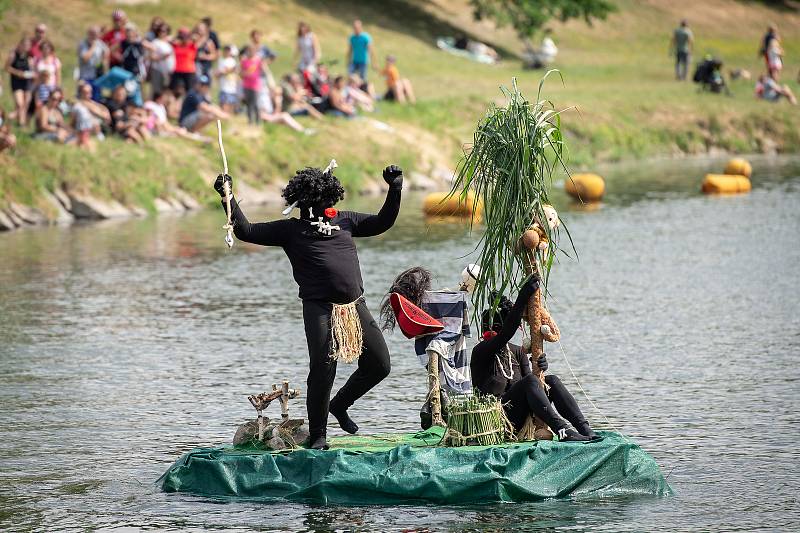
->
xmin=0 ymin=0 xmax=798 ymax=210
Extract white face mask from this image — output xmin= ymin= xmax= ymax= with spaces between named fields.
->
xmin=460 ymin=263 xmax=481 ymax=293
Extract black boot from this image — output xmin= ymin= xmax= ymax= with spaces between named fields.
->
xmin=329 ymin=397 xmax=359 ymax=434
xmin=556 ymin=427 xmax=593 ymax=442
xmin=309 ymin=433 xmax=329 ymax=450
xmin=575 ymin=421 xmax=597 ymax=439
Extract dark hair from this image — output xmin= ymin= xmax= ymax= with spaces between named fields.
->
xmin=152 ymin=91 xmax=163 ymax=100
xmin=480 ymin=293 xmax=513 ymax=333
xmin=379 ymin=267 xmax=433 ymax=331
xmin=202 ymin=16 xmax=213 ymax=27
xmin=282 ymin=167 xmax=345 ymax=208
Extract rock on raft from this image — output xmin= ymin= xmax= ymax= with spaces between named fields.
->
xmin=158 ymin=427 xmax=672 ymax=505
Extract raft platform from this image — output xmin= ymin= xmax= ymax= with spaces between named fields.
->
xmin=158 ymin=427 xmax=672 ymax=505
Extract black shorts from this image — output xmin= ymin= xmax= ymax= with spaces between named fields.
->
xmin=10 ymin=76 xmax=31 ymax=92
xmin=170 ymin=72 xmax=195 ymax=93
xmin=384 ymin=88 xmax=396 ymax=101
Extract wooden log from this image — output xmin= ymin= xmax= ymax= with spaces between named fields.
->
xmin=428 ymin=352 xmax=445 ymax=427
xmin=523 ymin=249 xmax=554 ymax=441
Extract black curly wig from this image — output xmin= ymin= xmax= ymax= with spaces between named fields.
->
xmin=480 ymin=292 xmax=514 ymax=333
xmin=379 ymin=266 xmax=433 ymax=331
xmin=282 ymin=167 xmax=345 ymax=208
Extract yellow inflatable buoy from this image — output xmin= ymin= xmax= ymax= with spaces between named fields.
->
xmin=564 ymin=173 xmax=605 ymax=202
xmin=423 ymin=192 xmax=483 ymax=218
xmin=724 ymin=158 xmax=752 ymax=178
xmin=701 ymin=174 xmax=751 ymax=194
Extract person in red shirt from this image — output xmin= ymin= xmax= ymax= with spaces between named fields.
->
xmin=30 ymin=23 xmax=47 ymax=60
xmin=102 ymin=10 xmax=127 ymax=66
xmin=170 ymin=27 xmax=197 ymax=98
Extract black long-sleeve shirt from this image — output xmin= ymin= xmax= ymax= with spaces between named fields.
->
xmin=470 ymin=280 xmax=537 ymax=397
xmin=222 ymin=187 xmax=401 ymax=303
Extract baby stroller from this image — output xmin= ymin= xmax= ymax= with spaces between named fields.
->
xmin=693 ymin=57 xmax=730 ymax=95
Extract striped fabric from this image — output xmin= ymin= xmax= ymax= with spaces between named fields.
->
xmin=414 ymin=290 xmax=472 ymax=394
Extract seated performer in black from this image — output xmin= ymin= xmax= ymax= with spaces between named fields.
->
xmin=214 ymin=164 xmax=403 ymax=450
xmin=470 ymin=276 xmax=598 ymax=442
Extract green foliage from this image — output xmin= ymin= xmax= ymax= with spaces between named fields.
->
xmin=449 ymin=74 xmax=572 ymax=311
xmin=470 ymin=0 xmax=616 ymax=39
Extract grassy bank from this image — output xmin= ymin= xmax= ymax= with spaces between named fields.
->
xmin=0 ymin=0 xmax=798 ymax=211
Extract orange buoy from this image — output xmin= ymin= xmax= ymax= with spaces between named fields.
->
xmin=422 ymin=192 xmax=482 ymax=218
xmin=565 ymin=173 xmax=605 ymax=202
xmin=724 ymin=158 xmax=752 ymax=178
xmin=701 ymin=174 xmax=751 ymax=194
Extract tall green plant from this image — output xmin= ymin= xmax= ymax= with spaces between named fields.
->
xmin=449 ymin=74 xmax=573 ymax=311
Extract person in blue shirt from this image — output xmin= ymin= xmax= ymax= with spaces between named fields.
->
xmin=346 ymin=19 xmax=375 ymax=81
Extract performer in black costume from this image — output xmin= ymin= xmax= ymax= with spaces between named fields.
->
xmin=470 ymin=277 xmax=598 ymax=442
xmin=214 ymin=164 xmax=403 ymax=450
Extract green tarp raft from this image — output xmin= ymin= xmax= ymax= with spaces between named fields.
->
xmin=158 ymin=428 xmax=672 ymax=505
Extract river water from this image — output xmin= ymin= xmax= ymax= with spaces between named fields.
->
xmin=1 ymin=156 xmax=799 ymax=532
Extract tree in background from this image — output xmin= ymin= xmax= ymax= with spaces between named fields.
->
xmin=470 ymin=0 xmax=616 ymax=40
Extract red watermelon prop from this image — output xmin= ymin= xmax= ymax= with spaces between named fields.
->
xmin=389 ymin=293 xmax=444 ymax=339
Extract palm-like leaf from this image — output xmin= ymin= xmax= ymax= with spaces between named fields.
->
xmin=449 ymin=74 xmax=573 ymax=312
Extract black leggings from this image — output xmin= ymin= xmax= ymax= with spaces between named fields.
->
xmin=502 ymin=374 xmax=588 ymax=433
xmin=302 ymin=299 xmax=391 ymax=437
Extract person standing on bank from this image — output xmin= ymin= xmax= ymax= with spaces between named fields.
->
xmin=214 ymin=164 xmax=403 ymax=450
xmin=670 ymin=19 xmax=693 ymax=81
xmin=346 ymin=19 xmax=376 ymax=82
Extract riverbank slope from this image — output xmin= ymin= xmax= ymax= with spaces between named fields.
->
xmin=0 ymin=0 xmax=798 ymax=224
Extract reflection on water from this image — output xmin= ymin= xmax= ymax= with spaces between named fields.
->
xmin=1 ymin=156 xmax=799 ymax=531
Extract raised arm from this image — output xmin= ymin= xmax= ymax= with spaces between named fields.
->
xmin=214 ymin=174 xmax=287 ymax=247
xmin=471 ymin=277 xmax=539 ymax=362
xmin=347 ymin=165 xmax=403 ymax=237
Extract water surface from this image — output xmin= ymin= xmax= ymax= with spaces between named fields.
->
xmin=1 ymin=156 xmax=799 ymax=531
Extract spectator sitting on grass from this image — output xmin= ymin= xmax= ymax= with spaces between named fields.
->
xmin=104 ymin=84 xmax=148 ymax=143
xmin=35 ymin=88 xmax=73 ymax=143
xmin=257 ymin=84 xmax=315 ymax=135
xmin=72 ymin=81 xmax=110 ymax=149
xmin=144 ymin=91 xmax=210 ymax=143
xmin=755 ymin=74 xmax=797 ymax=105
xmin=0 ymin=104 xmax=17 ymax=153
xmin=281 ymin=73 xmax=324 ymax=119
xmin=77 ymin=26 xmax=109 ymax=84
xmin=33 ymin=69 xmax=56 ymax=109
xmin=381 ymin=55 xmax=415 ymax=104
xmin=346 ymin=75 xmax=374 ymax=112
xmin=179 ymin=75 xmax=228 ymax=132
xmin=216 ymin=45 xmax=239 ymax=114
xmin=328 ymin=75 xmax=356 ymax=117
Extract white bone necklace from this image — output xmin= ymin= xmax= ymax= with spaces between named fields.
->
xmin=306 ymin=207 xmax=340 ymax=236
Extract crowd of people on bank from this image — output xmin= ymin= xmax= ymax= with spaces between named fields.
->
xmin=0 ymin=11 xmax=417 ymax=153
xmin=670 ymin=19 xmax=796 ymax=105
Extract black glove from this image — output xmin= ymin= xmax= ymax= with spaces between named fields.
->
xmin=214 ymin=174 xmax=233 ymax=198
xmin=382 ymin=165 xmax=403 ymax=190
xmin=536 ymin=353 xmax=549 ymax=372
xmin=521 ymin=274 xmax=541 ymax=296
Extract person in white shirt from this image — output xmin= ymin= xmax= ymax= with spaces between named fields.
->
xmin=148 ymin=24 xmax=174 ymax=99
xmin=216 ymin=45 xmax=239 ymax=113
